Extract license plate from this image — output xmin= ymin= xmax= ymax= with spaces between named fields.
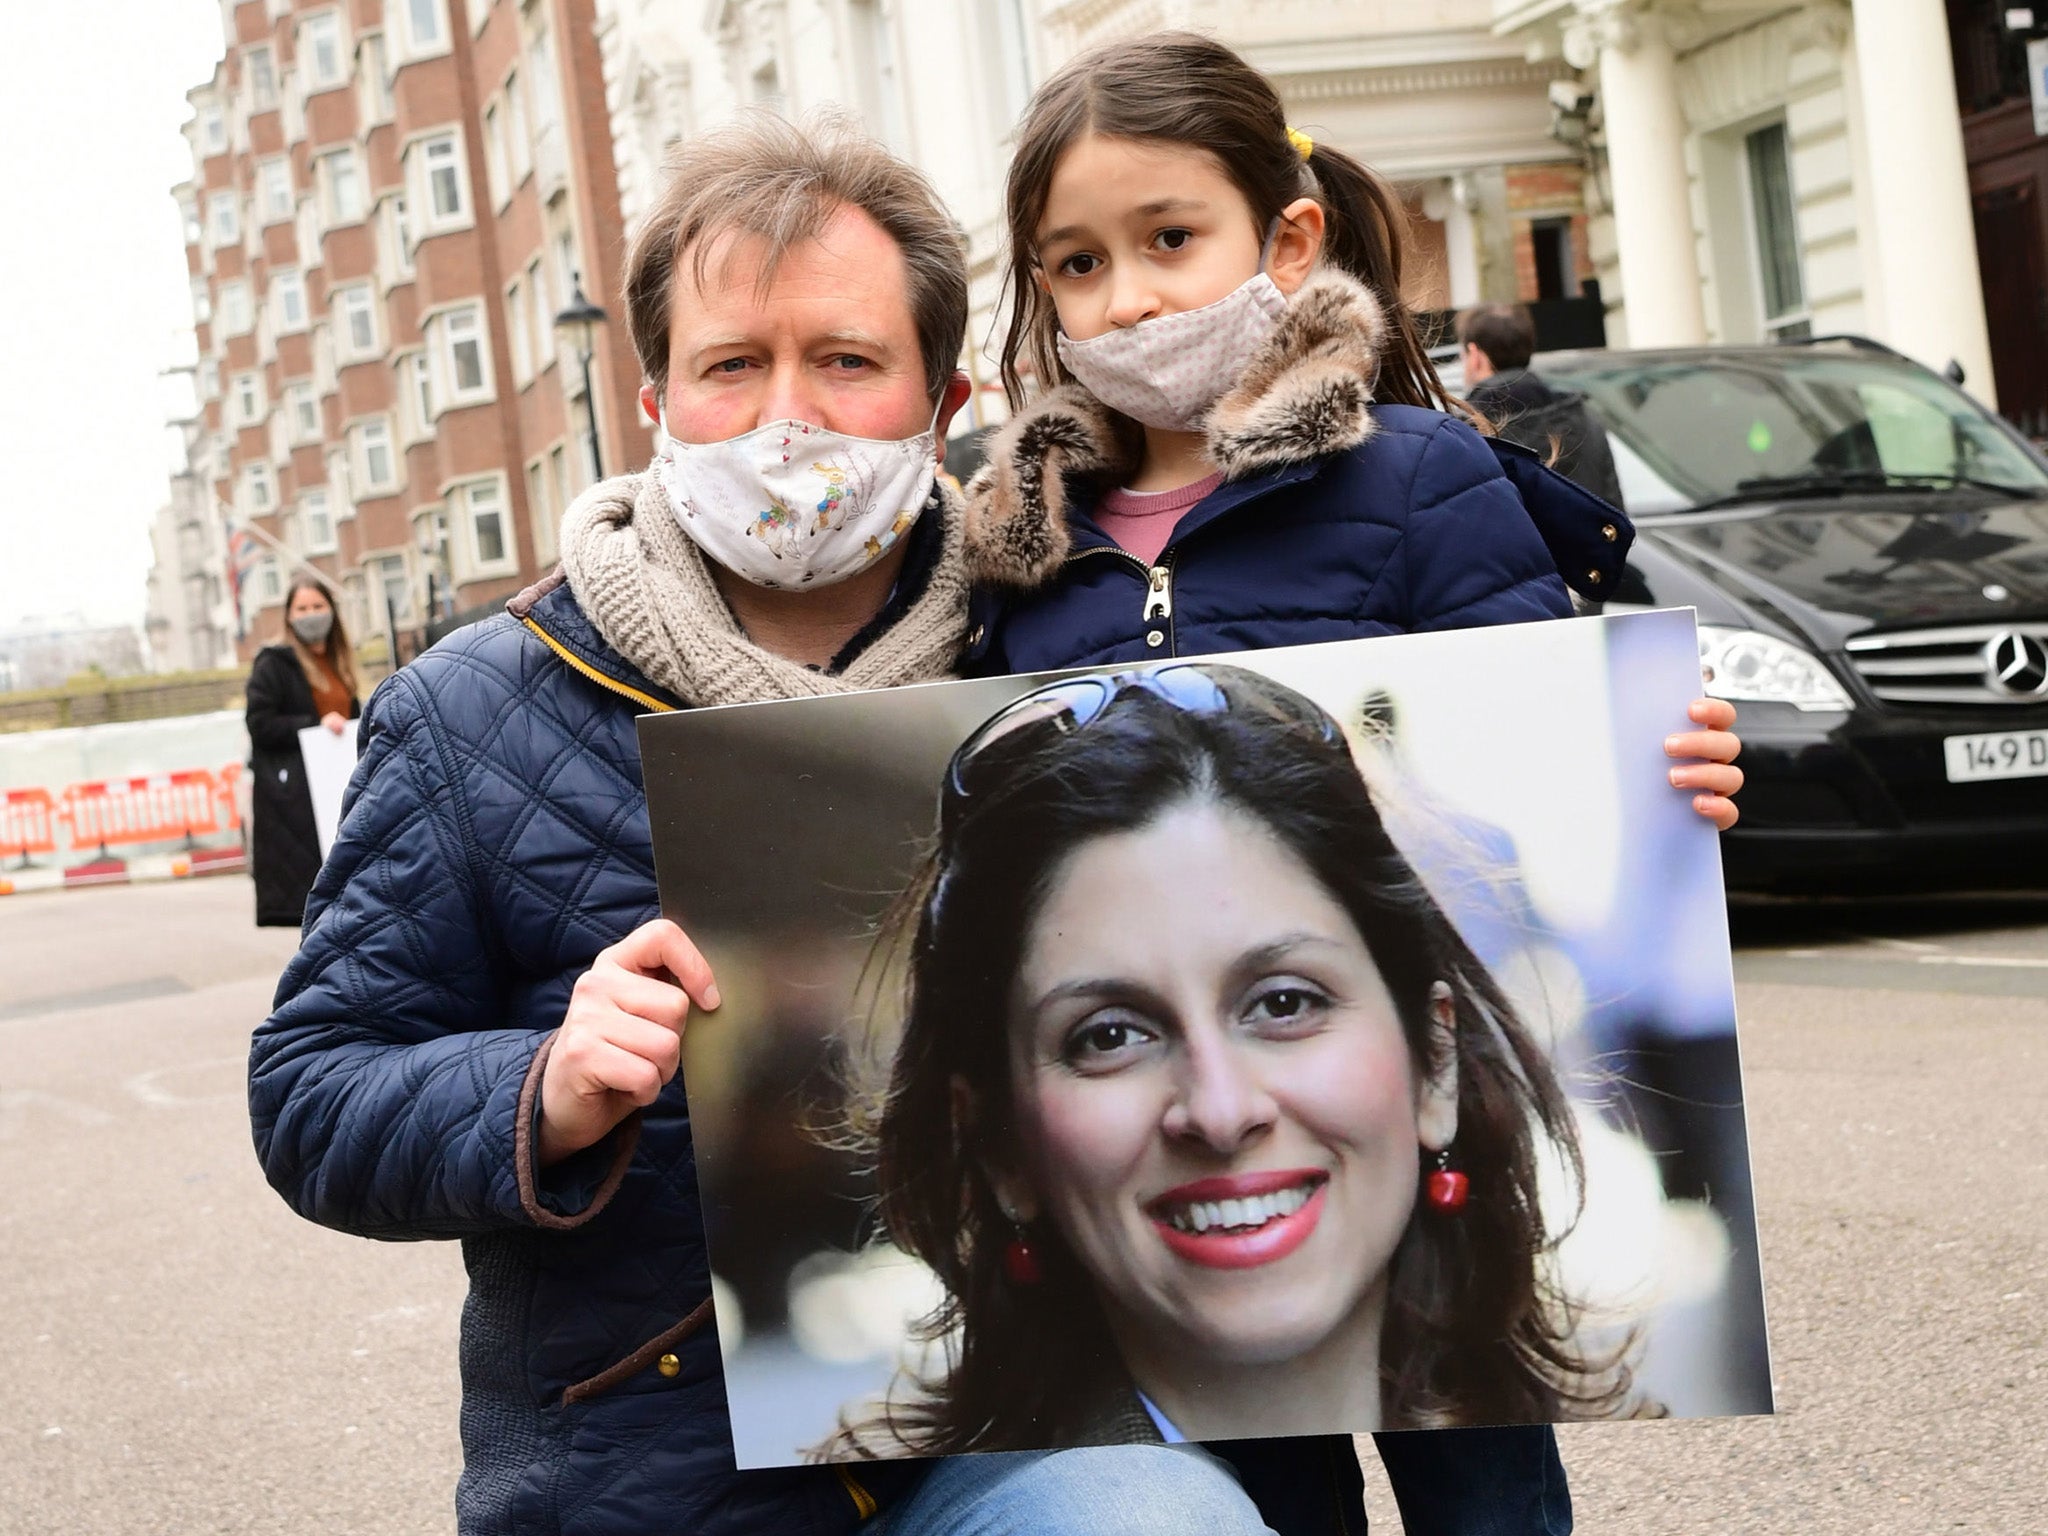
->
xmin=1943 ymin=728 xmax=2048 ymax=783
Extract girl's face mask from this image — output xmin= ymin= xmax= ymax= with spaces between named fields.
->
xmin=1054 ymin=269 xmax=1289 ymax=433
xmin=654 ymin=405 xmax=941 ymax=590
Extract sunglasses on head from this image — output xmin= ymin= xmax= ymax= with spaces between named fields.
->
xmin=942 ymin=663 xmax=1344 ymax=808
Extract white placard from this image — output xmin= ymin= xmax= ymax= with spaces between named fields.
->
xmin=297 ymin=720 xmax=360 ymax=856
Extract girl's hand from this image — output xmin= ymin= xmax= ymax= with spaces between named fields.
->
xmin=321 ymin=711 xmax=348 ymax=735
xmin=1667 ymin=698 xmax=1742 ymax=830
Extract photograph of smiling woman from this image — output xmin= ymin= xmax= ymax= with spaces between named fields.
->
xmin=818 ymin=664 xmax=1641 ymax=1459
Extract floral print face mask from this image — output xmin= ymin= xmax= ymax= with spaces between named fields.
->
xmin=655 ymin=405 xmax=940 ymax=590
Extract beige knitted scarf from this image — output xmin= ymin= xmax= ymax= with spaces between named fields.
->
xmin=558 ymin=467 xmax=972 ymax=707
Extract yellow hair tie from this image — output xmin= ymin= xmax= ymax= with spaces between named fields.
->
xmin=1286 ymin=127 xmax=1314 ymax=162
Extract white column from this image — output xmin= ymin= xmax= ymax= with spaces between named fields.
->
xmin=1567 ymin=2 xmax=1708 ymax=346
xmin=1422 ymin=177 xmax=1482 ymax=309
xmin=1850 ymin=0 xmax=1996 ymax=405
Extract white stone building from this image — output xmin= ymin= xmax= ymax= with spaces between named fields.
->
xmin=595 ymin=0 xmax=1609 ymax=433
xmin=591 ymin=1 xmax=2046 ymax=434
xmin=1494 ymin=0 xmax=2021 ymax=418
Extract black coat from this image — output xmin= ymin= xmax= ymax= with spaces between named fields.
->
xmin=1469 ymin=367 xmax=1626 ymax=510
xmin=245 ymin=644 xmax=358 ymax=927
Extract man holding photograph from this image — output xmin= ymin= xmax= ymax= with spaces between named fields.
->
xmin=248 ymin=115 xmax=1339 ymax=1536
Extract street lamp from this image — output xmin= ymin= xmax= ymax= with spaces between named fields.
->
xmin=554 ymin=272 xmax=610 ymax=481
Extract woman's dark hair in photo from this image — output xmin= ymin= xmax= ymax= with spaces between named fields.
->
xmin=996 ymin=30 xmax=1471 ymax=424
xmin=826 ymin=665 xmax=1632 ymax=1457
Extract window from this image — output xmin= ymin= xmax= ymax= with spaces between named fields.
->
xmin=258 ymin=158 xmax=294 ymax=223
xmin=848 ymin=0 xmax=906 ymax=150
xmin=199 ymin=102 xmax=228 ymax=155
xmin=575 ymin=400 xmax=600 ymax=486
xmin=301 ymin=12 xmax=346 ymax=90
xmin=256 ymin=554 xmax=284 ymax=604
xmin=334 ymin=284 xmax=379 ymax=360
xmin=190 ymin=277 xmax=212 ymax=326
xmin=505 ymin=69 xmax=532 ymax=182
xmin=527 ymin=458 xmax=557 ymax=563
xmin=437 ymin=304 xmax=491 ymax=402
xmin=504 ymin=277 xmax=531 ymax=383
xmin=408 ymin=350 xmax=435 ymax=431
xmin=325 ymin=445 xmax=353 ymax=511
xmin=526 ymin=257 xmax=550 ymax=372
xmin=483 ymin=102 xmax=509 ymax=208
xmin=353 ymin=417 xmax=397 ymax=492
xmin=974 ymin=0 xmax=1031 ymax=140
xmin=528 ymin=27 xmax=563 ymax=133
xmin=207 ymin=191 xmax=239 ymax=246
xmin=414 ymin=132 xmax=469 ymax=228
xmin=302 ymin=488 xmax=337 ymax=552
xmin=398 ymin=0 xmax=448 ymax=55
xmin=217 ymin=280 xmax=252 ymax=336
xmin=232 ymin=371 xmax=264 ymax=426
xmin=377 ymin=192 xmax=416 ymax=283
xmin=286 ymin=381 xmax=321 ymax=443
xmin=247 ymin=44 xmax=277 ymax=109
xmin=549 ymin=441 xmax=571 ymax=510
xmin=462 ymin=478 xmax=510 ymax=568
xmin=178 ymin=192 xmax=202 ymax=245
xmin=273 ymin=269 xmax=307 ymax=332
xmin=1745 ymin=122 xmax=1809 ymax=342
xmin=296 ymin=197 xmax=323 ymax=268
xmin=198 ymin=358 xmax=219 ymax=401
xmin=244 ymin=460 xmax=276 ymax=513
xmin=358 ymin=33 xmax=393 ymax=122
xmin=370 ymin=552 xmax=414 ymax=625
xmin=318 ymin=147 xmax=365 ymax=224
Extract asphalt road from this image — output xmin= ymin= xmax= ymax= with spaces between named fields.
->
xmin=3 ymin=876 xmax=2044 ymax=1534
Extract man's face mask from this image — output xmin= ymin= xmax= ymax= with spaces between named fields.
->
xmin=653 ymin=404 xmax=941 ymax=590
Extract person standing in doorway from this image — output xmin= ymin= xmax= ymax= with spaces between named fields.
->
xmin=244 ymin=576 xmax=359 ymax=927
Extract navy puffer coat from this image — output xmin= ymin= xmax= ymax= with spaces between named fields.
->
xmin=247 ymin=570 xmax=923 ymax=1536
xmin=961 ymin=270 xmax=1632 ymax=674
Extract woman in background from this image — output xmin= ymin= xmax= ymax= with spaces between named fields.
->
xmin=245 ymin=577 xmax=359 ymax=927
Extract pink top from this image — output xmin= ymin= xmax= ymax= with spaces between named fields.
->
xmin=1093 ymin=471 xmax=1225 ymax=565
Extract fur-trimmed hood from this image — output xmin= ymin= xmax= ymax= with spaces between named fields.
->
xmin=964 ymin=269 xmax=1390 ymax=588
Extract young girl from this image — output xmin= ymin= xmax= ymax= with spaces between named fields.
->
xmin=959 ymin=29 xmax=1742 ymax=1535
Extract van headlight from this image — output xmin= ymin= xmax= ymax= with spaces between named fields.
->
xmin=1698 ymin=626 xmax=1852 ymax=711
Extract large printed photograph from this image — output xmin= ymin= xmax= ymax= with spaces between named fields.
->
xmin=638 ymin=608 xmax=1772 ymax=1469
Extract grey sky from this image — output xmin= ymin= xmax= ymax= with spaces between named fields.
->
xmin=0 ymin=1 xmax=224 ymax=632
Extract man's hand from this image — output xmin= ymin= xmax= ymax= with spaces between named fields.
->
xmin=321 ymin=711 xmax=349 ymax=734
xmin=537 ymin=919 xmax=720 ymax=1168
xmin=1667 ymin=697 xmax=1743 ymax=831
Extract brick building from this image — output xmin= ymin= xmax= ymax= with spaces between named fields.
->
xmin=175 ymin=0 xmax=645 ymax=672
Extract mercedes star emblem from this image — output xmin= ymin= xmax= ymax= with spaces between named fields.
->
xmin=1985 ymin=631 xmax=2048 ymax=697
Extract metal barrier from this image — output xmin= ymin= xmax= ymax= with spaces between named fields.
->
xmin=3 ymin=787 xmax=57 ymax=866
xmin=58 ymin=768 xmax=242 ymax=857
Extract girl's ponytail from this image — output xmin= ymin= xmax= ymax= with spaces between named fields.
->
xmin=1299 ymin=141 xmax=1475 ymax=424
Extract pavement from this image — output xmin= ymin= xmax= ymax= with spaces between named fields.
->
xmin=3 ymin=876 xmax=2045 ymax=1533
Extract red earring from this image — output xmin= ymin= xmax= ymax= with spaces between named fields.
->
xmin=1000 ymin=1210 xmax=1042 ymax=1285
xmin=1425 ymin=1149 xmax=1469 ymax=1212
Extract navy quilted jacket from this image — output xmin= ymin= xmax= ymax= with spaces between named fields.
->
xmin=247 ymin=575 xmax=914 ymax=1536
xmin=959 ymin=271 xmax=1631 ymax=674
xmin=967 ymin=405 xmax=1630 ymax=675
